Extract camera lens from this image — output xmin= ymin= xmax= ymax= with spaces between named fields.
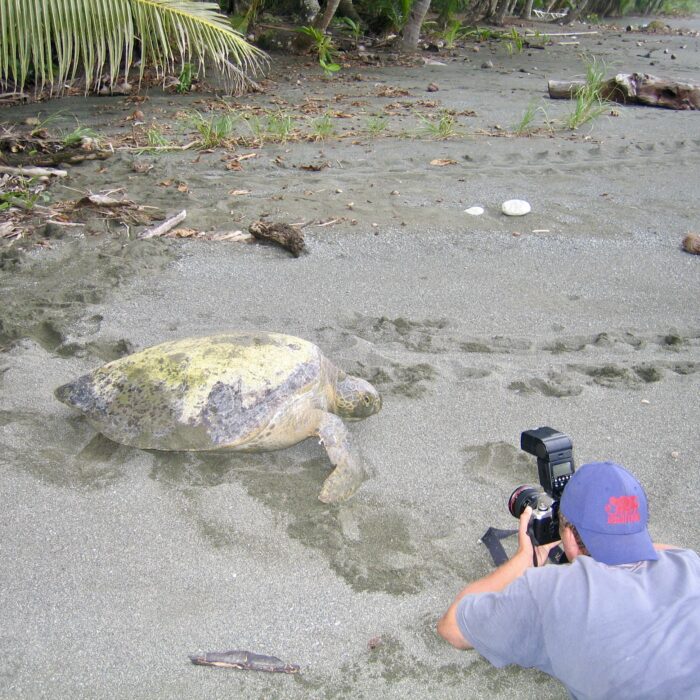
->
xmin=508 ymin=485 xmax=542 ymax=519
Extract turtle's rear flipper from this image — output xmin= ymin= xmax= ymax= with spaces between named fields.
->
xmin=316 ymin=412 xmax=366 ymax=504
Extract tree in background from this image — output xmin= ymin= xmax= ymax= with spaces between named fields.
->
xmin=0 ymin=0 xmax=267 ymax=95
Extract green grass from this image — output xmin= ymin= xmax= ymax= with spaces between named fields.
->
xmin=366 ymin=115 xmax=389 ymax=137
xmin=265 ymin=111 xmax=296 ymax=142
xmin=416 ymin=110 xmax=460 ymax=139
xmin=62 ymin=126 xmax=99 ymax=147
xmin=188 ymin=110 xmax=238 ymax=148
xmin=309 ymin=113 xmax=335 ymax=140
xmin=0 ymin=175 xmax=48 ymax=212
xmin=512 ymin=100 xmax=549 ymax=135
xmin=146 ymin=126 xmax=172 ymax=148
xmin=564 ymin=58 xmax=609 ymax=130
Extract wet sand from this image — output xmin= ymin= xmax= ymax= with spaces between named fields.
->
xmin=1 ymin=17 xmax=699 ymax=699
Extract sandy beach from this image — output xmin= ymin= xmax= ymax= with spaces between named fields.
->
xmin=1 ymin=15 xmax=699 ymax=699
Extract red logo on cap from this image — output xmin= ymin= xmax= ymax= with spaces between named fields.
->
xmin=605 ymin=496 xmax=640 ymax=524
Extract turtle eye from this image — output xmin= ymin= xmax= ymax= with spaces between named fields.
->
xmin=363 ymin=395 xmax=371 ymax=405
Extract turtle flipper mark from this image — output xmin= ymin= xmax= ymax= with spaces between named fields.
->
xmin=315 ymin=411 xmax=365 ymax=504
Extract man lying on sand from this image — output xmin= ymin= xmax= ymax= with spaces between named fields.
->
xmin=437 ymin=461 xmax=700 ymax=699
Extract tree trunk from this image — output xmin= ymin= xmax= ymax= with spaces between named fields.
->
xmin=465 ymin=0 xmax=492 ymax=22
xmin=313 ymin=0 xmax=342 ymax=32
xmin=400 ymin=0 xmax=432 ymax=52
xmin=562 ymin=0 xmax=589 ymax=23
xmin=337 ymin=0 xmax=360 ymax=22
xmin=299 ymin=0 xmax=321 ymax=22
xmin=492 ymin=0 xmax=511 ymax=25
xmin=520 ymin=0 xmax=534 ymax=19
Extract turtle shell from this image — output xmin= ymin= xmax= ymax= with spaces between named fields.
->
xmin=55 ymin=332 xmax=326 ymax=451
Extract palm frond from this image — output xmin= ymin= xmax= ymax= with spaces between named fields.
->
xmin=0 ymin=0 xmax=268 ymax=95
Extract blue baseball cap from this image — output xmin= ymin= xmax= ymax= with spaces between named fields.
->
xmin=560 ymin=461 xmax=658 ymax=566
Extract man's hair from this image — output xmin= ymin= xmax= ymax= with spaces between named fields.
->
xmin=560 ymin=513 xmax=590 ymax=555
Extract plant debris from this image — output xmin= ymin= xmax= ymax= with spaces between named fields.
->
xmin=249 ymin=220 xmax=305 ymax=257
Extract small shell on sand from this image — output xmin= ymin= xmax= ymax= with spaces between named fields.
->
xmin=501 ymin=199 xmax=531 ymax=216
xmin=464 ymin=206 xmax=484 ymax=216
xmin=682 ymin=233 xmax=700 ymax=254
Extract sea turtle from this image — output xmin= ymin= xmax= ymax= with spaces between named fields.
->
xmin=54 ymin=331 xmax=382 ymax=503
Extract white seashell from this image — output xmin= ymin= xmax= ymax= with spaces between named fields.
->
xmin=501 ymin=199 xmax=531 ymax=216
xmin=464 ymin=206 xmax=484 ymax=216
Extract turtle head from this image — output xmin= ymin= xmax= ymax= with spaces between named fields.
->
xmin=334 ymin=373 xmax=382 ymax=420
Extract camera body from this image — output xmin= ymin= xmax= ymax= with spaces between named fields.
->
xmin=509 ymin=427 xmax=575 ymax=546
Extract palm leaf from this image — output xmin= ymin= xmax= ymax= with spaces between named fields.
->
xmin=0 ymin=0 xmax=268 ymax=95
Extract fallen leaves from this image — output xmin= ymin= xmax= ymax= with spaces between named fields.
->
xmin=375 ymin=85 xmax=411 ymax=98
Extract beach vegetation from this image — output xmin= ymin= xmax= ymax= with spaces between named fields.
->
xmin=563 ymin=58 xmax=609 ymax=130
xmin=297 ymin=26 xmax=341 ymax=76
xmin=416 ymin=110 xmax=460 ymax=139
xmin=433 ymin=0 xmax=472 ymax=27
xmin=339 ymin=17 xmax=364 ymax=46
xmin=439 ymin=19 xmax=469 ymax=48
xmin=0 ymin=0 xmax=267 ymax=97
xmin=504 ymin=28 xmax=525 ymax=54
xmin=366 ymin=115 xmax=390 ymax=137
xmin=176 ymin=63 xmax=195 ymax=94
xmin=62 ymin=126 xmax=100 ymax=148
xmin=309 ymin=113 xmax=335 ymax=140
xmin=146 ymin=127 xmax=172 ymax=149
xmin=512 ymin=100 xmax=549 ymax=135
xmin=244 ymin=110 xmax=297 ymax=143
xmin=264 ymin=111 xmax=296 ymax=143
xmin=370 ymin=0 xmax=413 ymax=32
xmin=188 ymin=110 xmax=239 ymax=148
xmin=0 ymin=175 xmax=49 ymax=212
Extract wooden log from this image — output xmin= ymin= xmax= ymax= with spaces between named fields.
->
xmin=548 ymin=73 xmax=700 ymax=110
xmin=138 ymin=210 xmax=187 ymax=239
xmin=189 ymin=649 xmax=300 ymax=674
xmin=0 ymin=135 xmax=113 ymax=167
xmin=248 ymin=221 xmax=306 ymax=257
xmin=0 ymin=165 xmax=67 ymax=177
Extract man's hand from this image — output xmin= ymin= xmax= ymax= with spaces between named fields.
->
xmin=516 ymin=506 xmax=561 ymax=567
xmin=437 ymin=507 xmax=562 ymax=649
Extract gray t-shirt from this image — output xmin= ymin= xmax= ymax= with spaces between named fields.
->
xmin=457 ymin=548 xmax=700 ymax=699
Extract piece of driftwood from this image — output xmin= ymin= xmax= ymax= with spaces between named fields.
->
xmin=0 ymin=164 xmax=68 ymax=177
xmin=189 ymin=650 xmax=300 ymax=674
xmin=0 ymin=134 xmax=113 ymax=167
xmin=682 ymin=233 xmax=700 ymax=255
xmin=548 ymin=73 xmax=700 ymax=110
xmin=249 ymin=220 xmax=306 ymax=257
xmin=138 ymin=210 xmax=187 ymax=239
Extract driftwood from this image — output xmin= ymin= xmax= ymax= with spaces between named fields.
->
xmin=0 ymin=134 xmax=113 ymax=167
xmin=548 ymin=73 xmax=700 ymax=110
xmin=0 ymin=165 xmax=67 ymax=178
xmin=682 ymin=234 xmax=700 ymax=255
xmin=189 ymin=649 xmax=300 ymax=674
xmin=249 ymin=220 xmax=306 ymax=257
xmin=138 ymin=210 xmax=187 ymax=239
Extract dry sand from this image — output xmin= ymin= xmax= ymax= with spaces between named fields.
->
xmin=1 ymin=16 xmax=699 ymax=699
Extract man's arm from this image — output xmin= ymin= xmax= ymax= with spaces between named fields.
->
xmin=437 ymin=507 xmax=557 ymax=649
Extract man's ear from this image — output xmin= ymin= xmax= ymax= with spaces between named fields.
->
xmin=561 ymin=525 xmax=580 ymax=560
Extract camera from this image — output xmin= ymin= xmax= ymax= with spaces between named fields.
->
xmin=508 ymin=427 xmax=575 ymax=546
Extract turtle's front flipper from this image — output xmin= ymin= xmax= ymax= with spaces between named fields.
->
xmin=315 ymin=412 xmax=366 ymax=504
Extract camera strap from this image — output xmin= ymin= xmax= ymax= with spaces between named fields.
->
xmin=480 ymin=527 xmax=518 ymax=566
xmin=480 ymin=527 xmax=567 ymax=567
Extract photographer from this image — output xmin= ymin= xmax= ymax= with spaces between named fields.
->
xmin=437 ymin=461 xmax=700 ymax=698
